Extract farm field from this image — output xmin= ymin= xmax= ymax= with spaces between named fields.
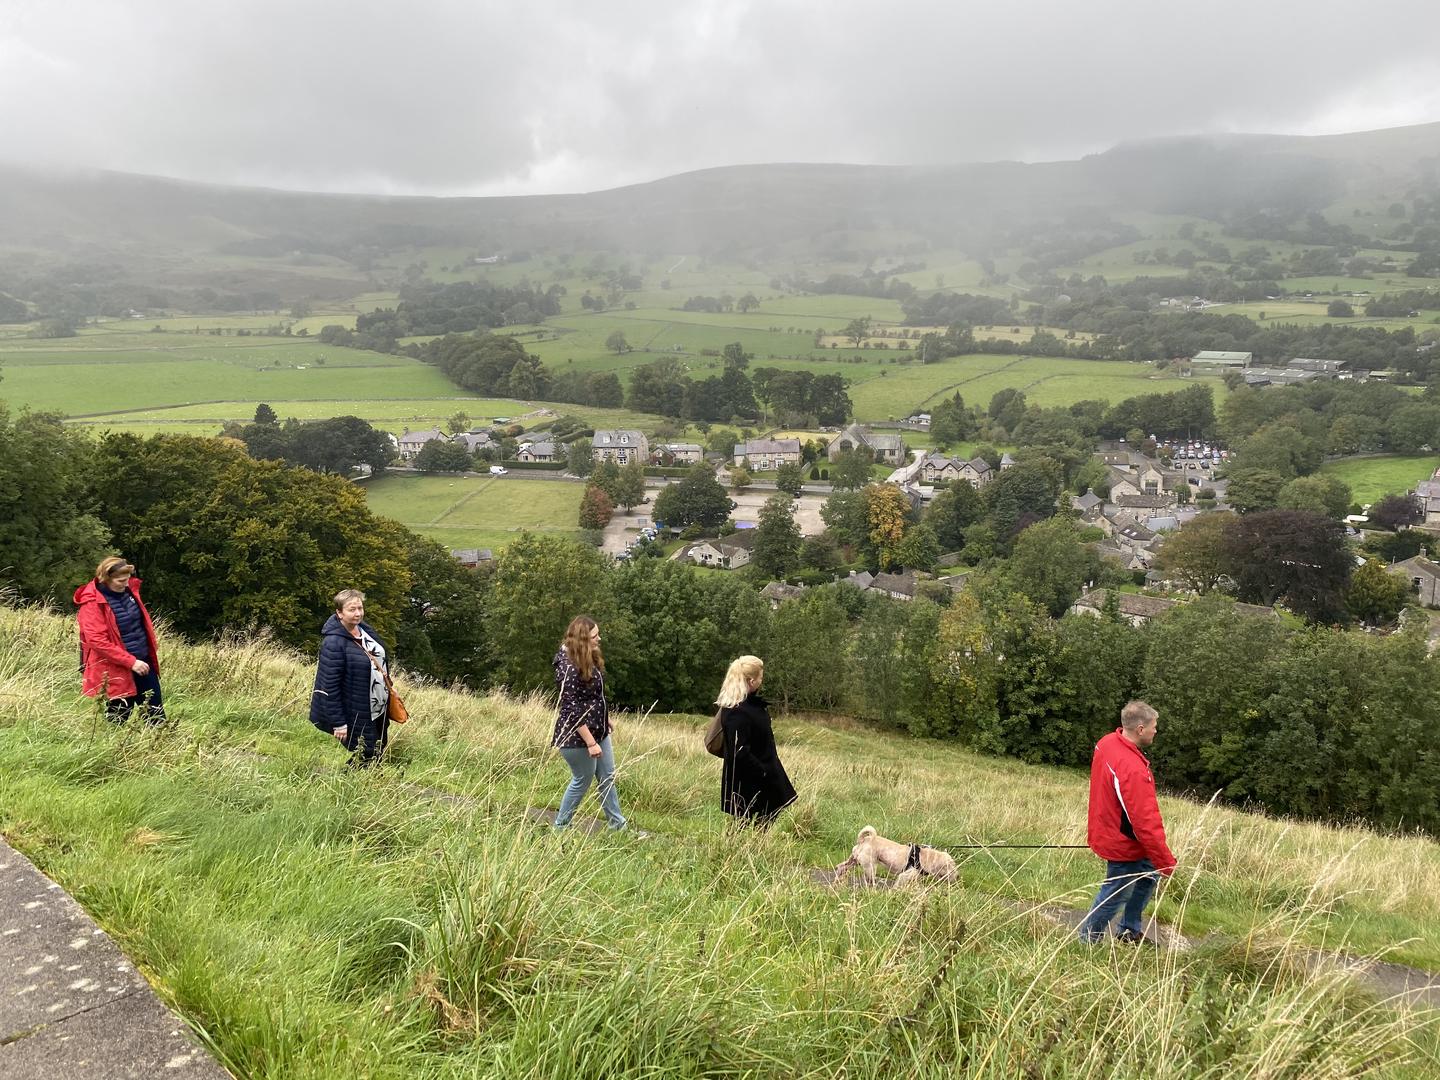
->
xmin=1318 ymin=454 xmax=1440 ymax=505
xmin=1207 ymin=300 xmax=1440 ymax=332
xmin=360 ymin=473 xmax=583 ymax=550
xmin=843 ymin=354 xmax=1228 ymax=418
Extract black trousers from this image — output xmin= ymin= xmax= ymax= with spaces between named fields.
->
xmin=344 ymin=708 xmax=390 ymax=763
xmin=106 ymin=670 xmax=165 ymax=724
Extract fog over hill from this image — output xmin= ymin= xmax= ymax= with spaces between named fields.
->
xmin=1 ymin=122 xmax=1437 ymax=270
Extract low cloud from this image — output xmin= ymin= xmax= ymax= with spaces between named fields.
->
xmin=3 ymin=0 xmax=1437 ymax=195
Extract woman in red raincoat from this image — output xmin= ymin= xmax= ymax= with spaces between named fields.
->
xmin=74 ymin=556 xmax=165 ymax=724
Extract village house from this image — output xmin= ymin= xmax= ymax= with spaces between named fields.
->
xmin=450 ymin=431 xmax=493 ymax=454
xmin=680 ymin=529 xmax=758 ymax=570
xmin=1415 ymin=469 xmax=1440 ymax=526
xmin=999 ymin=452 xmax=1017 ymax=470
xmin=759 ymin=581 xmax=806 ymax=608
xmin=918 ymin=452 xmax=993 ymax=488
xmin=653 ymin=442 xmax=704 ymax=465
xmin=592 ymin=430 xmax=650 ymax=465
xmin=1114 ymin=493 xmax=1177 ymax=513
xmin=1071 ymin=489 xmax=1104 ymax=519
xmin=733 ymin=438 xmax=802 ymax=471
xmin=826 ymin=423 xmax=907 ymax=466
xmin=1072 ymin=588 xmax=1276 ymax=627
xmin=515 ymin=439 xmax=558 ymax=462
xmin=1105 ymin=462 xmax=1174 ymax=500
xmin=396 ymin=428 xmax=447 ymax=461
xmin=1392 ymin=552 xmax=1440 ymax=607
xmin=449 ymin=548 xmax=494 ymax=568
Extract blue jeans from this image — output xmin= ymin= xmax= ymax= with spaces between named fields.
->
xmin=555 ymin=736 xmax=626 ymax=830
xmin=1078 ymin=859 xmax=1158 ymax=941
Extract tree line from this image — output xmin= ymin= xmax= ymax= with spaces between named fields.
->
xmin=6 ymin=409 xmax=1438 ymax=835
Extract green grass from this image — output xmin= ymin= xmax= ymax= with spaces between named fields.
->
xmin=361 ymin=474 xmax=583 ymax=549
xmin=2 ymin=605 xmax=1438 ymax=1078
xmin=1318 ymin=454 xmax=1440 ymax=505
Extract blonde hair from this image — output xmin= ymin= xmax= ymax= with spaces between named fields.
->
xmin=715 ymin=655 xmax=763 ymax=709
xmin=333 ymin=589 xmax=366 ymax=611
xmin=95 ymin=556 xmax=135 ymax=584
xmin=563 ymin=615 xmax=604 ymax=683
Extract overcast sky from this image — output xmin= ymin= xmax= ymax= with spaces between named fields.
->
xmin=4 ymin=0 xmax=1439 ymax=197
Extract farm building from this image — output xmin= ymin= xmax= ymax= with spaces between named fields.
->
xmin=1287 ymin=358 xmax=1347 ymax=376
xmin=1191 ymin=350 xmax=1252 ymax=369
xmin=1243 ymin=367 xmax=1319 ymax=387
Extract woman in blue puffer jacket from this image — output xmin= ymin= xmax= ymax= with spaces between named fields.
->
xmin=310 ymin=589 xmax=392 ymax=764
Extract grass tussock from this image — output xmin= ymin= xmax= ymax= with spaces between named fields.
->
xmin=0 ymin=603 xmax=1437 ymax=1078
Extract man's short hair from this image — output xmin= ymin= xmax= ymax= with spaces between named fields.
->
xmin=1121 ymin=700 xmax=1158 ymax=731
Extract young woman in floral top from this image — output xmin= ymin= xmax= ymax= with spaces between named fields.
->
xmin=551 ymin=615 xmax=629 ymax=830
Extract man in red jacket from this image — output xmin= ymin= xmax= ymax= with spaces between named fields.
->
xmin=1078 ymin=700 xmax=1176 ymax=943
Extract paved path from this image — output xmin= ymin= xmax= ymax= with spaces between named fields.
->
xmin=0 ymin=836 xmax=231 ymax=1080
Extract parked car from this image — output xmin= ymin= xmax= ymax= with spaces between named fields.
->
xmin=489 ymin=465 xmax=508 ymax=476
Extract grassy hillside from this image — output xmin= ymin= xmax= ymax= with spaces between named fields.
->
xmin=2 ymin=604 xmax=1437 ymax=1078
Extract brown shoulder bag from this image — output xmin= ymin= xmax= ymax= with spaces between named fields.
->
xmin=348 ymin=634 xmax=409 ymax=724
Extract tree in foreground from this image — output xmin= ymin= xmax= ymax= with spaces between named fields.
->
xmin=1224 ymin=510 xmax=1352 ymax=623
xmin=614 ymin=459 xmax=647 ymax=509
xmin=830 ymin=449 xmax=873 ymax=491
xmin=1153 ymin=512 xmax=1233 ymax=594
xmin=652 ymin=464 xmax=731 ymax=528
xmin=864 ymin=483 xmax=912 ymax=570
xmin=578 ymin=485 xmax=615 ymax=530
xmin=488 ymin=533 xmax=617 ymax=693
xmin=775 ymin=461 xmax=804 ymax=496
xmin=416 ymin=438 xmax=475 ymax=473
xmin=750 ymin=494 xmax=802 ymax=580
xmin=0 ymin=407 xmax=110 ymax=602
xmin=1346 ymin=558 xmax=1412 ymax=626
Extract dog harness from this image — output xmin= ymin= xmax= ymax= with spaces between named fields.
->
xmin=906 ymin=844 xmax=927 ymax=876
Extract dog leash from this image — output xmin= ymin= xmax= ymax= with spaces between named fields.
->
xmin=936 ymin=842 xmax=1090 ymax=851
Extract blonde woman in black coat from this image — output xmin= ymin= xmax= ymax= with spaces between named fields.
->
xmin=716 ymin=655 xmax=796 ymax=825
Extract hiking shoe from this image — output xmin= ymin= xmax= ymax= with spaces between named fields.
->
xmin=1114 ymin=929 xmax=1150 ymax=945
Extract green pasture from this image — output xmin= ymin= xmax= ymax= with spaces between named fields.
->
xmin=843 ymin=354 xmax=1229 ymax=419
xmin=1318 ymin=454 xmax=1440 ymax=505
xmin=361 ymin=473 xmax=582 ymax=549
xmin=2 ymin=354 xmax=456 ymax=415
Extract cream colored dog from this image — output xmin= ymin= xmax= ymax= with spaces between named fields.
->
xmin=834 ymin=825 xmax=957 ymax=886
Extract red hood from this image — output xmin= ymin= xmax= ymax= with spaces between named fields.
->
xmin=74 ymin=577 xmax=144 ymax=605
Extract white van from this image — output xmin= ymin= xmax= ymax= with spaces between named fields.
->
xmin=489 ymin=465 xmax=508 ymax=476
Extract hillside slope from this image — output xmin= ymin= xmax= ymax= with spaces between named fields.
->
xmin=2 ymin=122 xmax=1436 ymax=263
xmin=2 ymin=604 xmax=1437 ymax=1078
